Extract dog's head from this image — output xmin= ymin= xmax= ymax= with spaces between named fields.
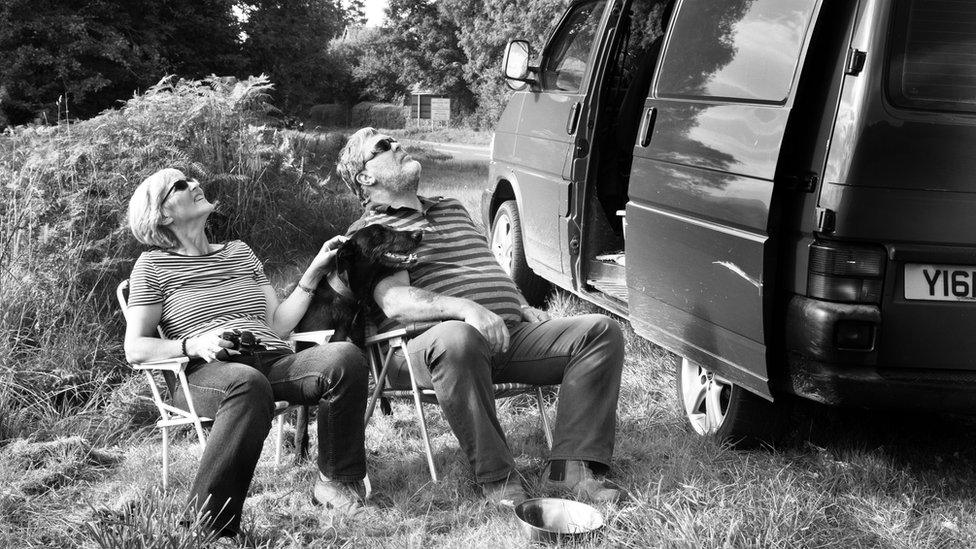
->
xmin=329 ymin=224 xmax=424 ymax=302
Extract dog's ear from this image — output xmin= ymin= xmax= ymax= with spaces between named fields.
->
xmin=334 ymin=243 xmax=355 ymax=276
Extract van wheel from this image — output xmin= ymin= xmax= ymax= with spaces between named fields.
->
xmin=490 ymin=200 xmax=550 ymax=306
xmin=676 ymin=357 xmax=786 ymax=448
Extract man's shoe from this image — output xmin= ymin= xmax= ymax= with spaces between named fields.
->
xmin=541 ymin=460 xmax=625 ymax=503
xmin=312 ymin=476 xmax=366 ymax=516
xmin=480 ymin=475 xmax=528 ymax=509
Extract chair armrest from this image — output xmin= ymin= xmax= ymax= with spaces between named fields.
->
xmin=364 ymin=321 xmax=440 ymax=345
xmin=403 ymin=321 xmax=440 ymax=337
xmin=130 ymin=357 xmax=189 ymax=372
xmin=289 ymin=330 xmax=335 ymax=345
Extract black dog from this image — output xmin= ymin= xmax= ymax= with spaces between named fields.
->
xmin=294 ymin=224 xmax=423 ymax=345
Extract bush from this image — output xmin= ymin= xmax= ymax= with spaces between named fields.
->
xmin=351 ymin=101 xmax=408 ymax=129
xmin=307 ymin=103 xmax=350 ymax=127
xmin=0 ymin=75 xmax=361 ymax=445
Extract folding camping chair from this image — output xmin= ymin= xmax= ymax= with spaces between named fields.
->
xmin=363 ymin=321 xmax=554 ymax=482
xmin=116 ymin=280 xmax=333 ymax=490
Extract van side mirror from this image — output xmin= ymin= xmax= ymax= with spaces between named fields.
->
xmin=503 ymin=40 xmax=536 ymax=89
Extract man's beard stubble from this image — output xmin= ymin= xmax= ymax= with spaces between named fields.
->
xmin=387 ymin=162 xmax=421 ymax=194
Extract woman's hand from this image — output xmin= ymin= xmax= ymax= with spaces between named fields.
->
xmin=308 ymin=235 xmax=348 ymax=275
xmin=185 ymin=330 xmax=236 ymax=363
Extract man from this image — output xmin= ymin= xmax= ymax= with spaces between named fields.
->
xmin=336 ymin=127 xmax=625 ymax=508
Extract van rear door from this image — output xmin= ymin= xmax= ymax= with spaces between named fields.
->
xmin=821 ymin=0 xmax=976 ymax=374
xmin=625 ymin=0 xmax=825 ymax=398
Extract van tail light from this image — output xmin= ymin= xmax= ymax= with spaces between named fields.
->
xmin=807 ymin=242 xmax=886 ymax=304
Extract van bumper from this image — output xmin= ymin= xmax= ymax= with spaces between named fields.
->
xmin=785 ymin=356 xmax=976 ymax=412
xmin=784 ymin=295 xmax=976 ymax=412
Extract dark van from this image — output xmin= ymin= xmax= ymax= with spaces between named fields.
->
xmin=482 ymin=0 xmax=976 ymax=444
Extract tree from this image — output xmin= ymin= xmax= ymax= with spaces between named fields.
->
xmin=384 ymin=0 xmax=474 ymax=113
xmin=346 ymin=0 xmax=368 ymax=27
xmin=328 ymin=27 xmax=404 ymax=102
xmin=0 ymin=0 xmax=243 ymax=127
xmin=240 ymin=0 xmax=348 ymax=111
xmin=440 ymin=0 xmax=572 ymax=125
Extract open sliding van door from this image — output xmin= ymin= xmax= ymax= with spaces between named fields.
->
xmin=625 ymin=0 xmax=826 ymax=437
xmin=512 ymin=0 xmax=620 ymax=288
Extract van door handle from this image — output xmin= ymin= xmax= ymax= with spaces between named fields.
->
xmin=566 ymin=103 xmax=581 ymax=134
xmin=638 ymin=107 xmax=657 ymax=147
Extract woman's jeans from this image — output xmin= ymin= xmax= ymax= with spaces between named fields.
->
xmin=172 ymin=341 xmax=367 ymax=535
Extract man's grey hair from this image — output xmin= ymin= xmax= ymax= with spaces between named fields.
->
xmin=336 ymin=127 xmax=379 ymax=205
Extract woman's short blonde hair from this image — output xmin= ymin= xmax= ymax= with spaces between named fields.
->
xmin=336 ymin=127 xmax=379 ymax=205
xmin=127 ymin=168 xmax=184 ymax=248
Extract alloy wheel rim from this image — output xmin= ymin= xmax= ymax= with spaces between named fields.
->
xmin=491 ymin=214 xmax=515 ymax=275
xmin=679 ymin=357 xmax=731 ymax=435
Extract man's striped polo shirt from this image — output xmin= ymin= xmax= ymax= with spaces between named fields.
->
xmin=347 ymin=196 xmax=525 ymax=331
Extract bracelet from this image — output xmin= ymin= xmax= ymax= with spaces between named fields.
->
xmin=180 ymin=337 xmax=189 ymax=357
xmin=297 ymin=281 xmax=316 ymax=295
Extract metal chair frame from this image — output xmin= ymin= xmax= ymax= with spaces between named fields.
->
xmin=116 ymin=280 xmax=332 ymax=490
xmin=363 ymin=322 xmax=554 ymax=482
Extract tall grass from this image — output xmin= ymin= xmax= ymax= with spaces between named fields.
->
xmin=0 ymin=75 xmax=360 ymax=444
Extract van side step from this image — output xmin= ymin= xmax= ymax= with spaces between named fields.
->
xmin=587 ymin=258 xmax=628 ymax=303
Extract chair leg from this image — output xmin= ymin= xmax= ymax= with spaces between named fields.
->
xmin=403 ymin=350 xmax=438 ymax=483
xmin=274 ymin=412 xmax=285 ymax=468
xmin=365 ymin=345 xmax=396 ymax=424
xmin=161 ymin=426 xmax=170 ymax=492
xmin=536 ymin=387 xmax=554 ymax=450
xmin=294 ymin=405 xmax=309 ymax=464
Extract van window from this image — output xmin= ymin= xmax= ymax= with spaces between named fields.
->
xmin=541 ymin=0 xmax=606 ymax=93
xmin=888 ymin=0 xmax=976 ymax=113
xmin=656 ymin=0 xmax=818 ymax=104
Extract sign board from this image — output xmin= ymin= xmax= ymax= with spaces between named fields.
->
xmin=430 ymin=98 xmax=451 ymax=121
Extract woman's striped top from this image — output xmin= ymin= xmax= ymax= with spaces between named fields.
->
xmin=127 ymin=240 xmax=291 ymax=352
xmin=348 ymin=196 xmax=525 ymax=332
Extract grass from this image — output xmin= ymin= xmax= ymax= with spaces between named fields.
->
xmin=384 ymin=125 xmax=492 ymax=146
xmin=307 ymin=125 xmax=492 ymax=147
xmin=4 ymin=93 xmax=976 ymax=547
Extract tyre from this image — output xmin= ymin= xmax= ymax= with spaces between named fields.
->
xmin=490 ymin=200 xmax=551 ymax=306
xmin=675 ymin=356 xmax=787 ymax=448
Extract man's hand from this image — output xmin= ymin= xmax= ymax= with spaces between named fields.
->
xmin=462 ymin=303 xmax=510 ymax=354
xmin=520 ymin=305 xmax=551 ymax=323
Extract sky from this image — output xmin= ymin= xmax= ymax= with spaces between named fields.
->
xmin=362 ymin=0 xmax=388 ymax=26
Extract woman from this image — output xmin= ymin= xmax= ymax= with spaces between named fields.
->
xmin=124 ymin=168 xmax=367 ymax=537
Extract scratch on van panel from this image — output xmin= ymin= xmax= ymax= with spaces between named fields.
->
xmin=713 ymin=261 xmax=761 ymax=290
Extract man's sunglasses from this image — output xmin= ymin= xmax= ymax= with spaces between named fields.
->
xmin=366 ymin=137 xmax=397 ymax=162
xmin=161 ymin=179 xmax=191 ymax=204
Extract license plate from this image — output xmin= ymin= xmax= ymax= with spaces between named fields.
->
xmin=905 ymin=263 xmax=976 ymax=301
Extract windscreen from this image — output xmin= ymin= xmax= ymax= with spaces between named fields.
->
xmin=889 ymin=0 xmax=976 ymax=113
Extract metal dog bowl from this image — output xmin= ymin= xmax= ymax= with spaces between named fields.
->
xmin=514 ymin=498 xmax=604 ymax=543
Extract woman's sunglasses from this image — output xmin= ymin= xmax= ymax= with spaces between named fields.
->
xmin=161 ymin=179 xmax=191 ymax=204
